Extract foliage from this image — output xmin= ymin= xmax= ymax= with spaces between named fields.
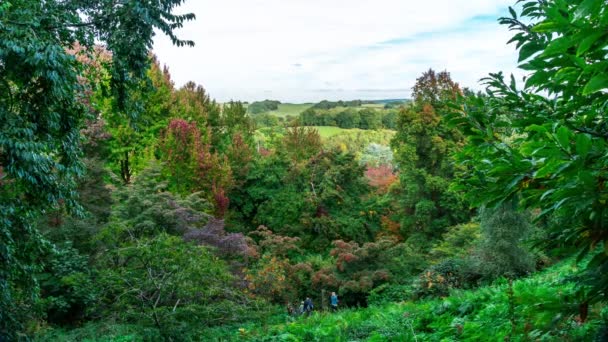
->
xmin=184 ymin=218 xmax=252 ymax=259
xmin=312 ymin=100 xmax=364 ymax=110
xmin=312 ymin=238 xmax=419 ymax=307
xmin=475 ymin=204 xmax=536 ymax=280
xmin=205 ymin=260 xmax=602 ymax=341
xmin=300 ymin=106 xmax=394 ymax=130
xmin=279 ymin=125 xmax=322 ymax=162
xmin=97 ymin=234 xmax=244 ymax=338
xmin=0 ymin=0 xmax=194 ymax=337
xmin=99 ymin=162 xmax=210 ymax=244
xmin=38 ymin=243 xmax=98 ymax=326
xmin=429 ymin=222 xmax=480 ymax=261
xmin=391 ymin=69 xmax=469 ymax=243
xmin=247 ymin=100 xmax=281 ymax=114
xmin=365 ymin=165 xmax=398 ymax=193
xmin=359 ymin=143 xmax=394 ymax=168
xmin=448 ymin=0 xmax=608 ymax=301
xmin=160 ymin=118 xmax=233 ymax=211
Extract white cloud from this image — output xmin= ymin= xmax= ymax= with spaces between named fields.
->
xmin=152 ymin=0 xmax=523 ymax=102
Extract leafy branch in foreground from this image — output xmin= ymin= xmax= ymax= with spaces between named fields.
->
xmin=448 ymin=0 xmax=608 ymax=302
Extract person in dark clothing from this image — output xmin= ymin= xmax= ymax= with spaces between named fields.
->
xmin=330 ymin=292 xmax=338 ymax=312
xmin=304 ymin=297 xmax=314 ymax=315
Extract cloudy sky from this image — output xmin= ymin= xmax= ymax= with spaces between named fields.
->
xmin=152 ymin=0 xmax=523 ymax=103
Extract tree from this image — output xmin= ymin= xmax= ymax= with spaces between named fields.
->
xmin=359 ymin=108 xmax=382 ymax=129
xmin=160 ymin=118 xmax=233 ymax=210
xmin=247 ymin=100 xmax=281 ymax=114
xmin=448 ymin=0 xmax=608 ymax=303
xmin=313 ymin=238 xmax=404 ymax=307
xmin=0 ymin=1 xmax=194 ymax=337
xmin=412 ymin=69 xmax=460 ymax=111
xmin=475 ymin=204 xmax=535 ymax=280
xmin=382 ymin=110 xmax=399 ymax=129
xmin=391 ymin=70 xmax=468 ymax=243
xmin=98 ymin=234 xmax=238 ymax=338
xmin=280 ymin=124 xmax=322 ymax=162
xmin=336 ymin=109 xmax=360 ymax=129
xmin=105 ymin=56 xmax=178 ymax=184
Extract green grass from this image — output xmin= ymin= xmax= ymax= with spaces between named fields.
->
xmin=267 ymin=103 xmax=313 ymax=118
xmin=309 ymin=126 xmax=394 ymax=139
xmin=361 ymin=103 xmax=386 ymax=109
xmin=311 ymin=126 xmax=349 ymax=138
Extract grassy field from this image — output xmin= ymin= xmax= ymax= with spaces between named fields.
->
xmin=311 ymin=126 xmax=394 ymax=139
xmin=312 ymin=126 xmax=351 ymax=138
xmin=361 ymin=103 xmax=386 ymax=109
xmin=267 ymin=103 xmax=313 ymax=118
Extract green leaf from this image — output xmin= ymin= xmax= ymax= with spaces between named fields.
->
xmin=542 ymin=36 xmax=574 ymax=56
xmin=576 ymin=133 xmax=592 ymax=158
xmin=518 ymin=41 xmax=544 ymax=63
xmin=532 ymin=21 xmax=561 ymax=33
xmin=577 ymin=32 xmax=605 ymax=56
xmin=582 ymin=74 xmax=608 ymax=95
xmin=525 ymin=124 xmax=548 ymax=134
xmin=509 ymin=6 xmax=517 ymax=19
xmin=536 ymin=159 xmax=564 ymax=178
xmin=556 ymin=126 xmax=571 ymax=149
xmin=574 ymin=0 xmax=601 ymax=21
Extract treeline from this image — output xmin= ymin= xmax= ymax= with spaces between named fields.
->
xmin=247 ymin=99 xmax=281 ymax=114
xmin=300 ymin=107 xmax=399 ymax=130
xmin=312 ymin=99 xmax=364 ymax=110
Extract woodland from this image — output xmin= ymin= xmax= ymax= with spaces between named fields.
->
xmin=2 ymin=0 xmax=608 ymax=341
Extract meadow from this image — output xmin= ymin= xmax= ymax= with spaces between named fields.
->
xmin=267 ymin=103 xmax=313 ymax=118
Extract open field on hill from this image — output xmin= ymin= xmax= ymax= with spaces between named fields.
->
xmin=267 ymin=103 xmax=313 ymax=117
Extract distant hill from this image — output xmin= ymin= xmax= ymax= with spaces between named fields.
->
xmin=367 ymin=98 xmax=410 ymax=104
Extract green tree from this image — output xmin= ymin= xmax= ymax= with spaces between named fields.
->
xmin=391 ymin=70 xmax=468 ymax=244
xmin=0 ymin=1 xmax=194 ymax=337
xmin=359 ymin=108 xmax=382 ymax=130
xmin=449 ymin=0 xmax=608 ymax=302
xmin=335 ymin=109 xmax=361 ymax=129
xmin=476 ymin=204 xmax=535 ymax=280
xmin=98 ymin=234 xmax=238 ymax=338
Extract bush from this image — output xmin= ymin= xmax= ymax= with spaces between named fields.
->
xmin=475 ymin=204 xmax=535 ymax=280
xmin=413 ymin=258 xmax=481 ymax=298
xmin=368 ymin=284 xmax=412 ymax=305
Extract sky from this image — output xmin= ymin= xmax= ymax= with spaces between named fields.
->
xmin=152 ymin=0 xmax=524 ymax=103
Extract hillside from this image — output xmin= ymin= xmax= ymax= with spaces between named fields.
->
xmin=36 ymin=259 xmax=605 ymax=341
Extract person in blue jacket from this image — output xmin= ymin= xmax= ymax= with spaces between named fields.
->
xmin=330 ymin=292 xmax=339 ymax=312
xmin=304 ymin=297 xmax=314 ymax=315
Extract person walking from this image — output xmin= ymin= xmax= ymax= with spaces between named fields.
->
xmin=304 ymin=297 xmax=314 ymax=316
xmin=330 ymin=292 xmax=339 ymax=312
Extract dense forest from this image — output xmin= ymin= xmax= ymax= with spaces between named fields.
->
xmin=2 ymin=0 xmax=608 ymax=341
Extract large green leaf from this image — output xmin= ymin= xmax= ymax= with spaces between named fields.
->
xmin=542 ymin=36 xmax=574 ymax=56
xmin=575 ymin=133 xmax=592 ymax=158
xmin=577 ymin=31 xmax=605 ymax=56
xmin=574 ymin=0 xmax=602 ymax=21
xmin=556 ymin=126 xmax=571 ymax=149
xmin=518 ymin=41 xmax=544 ymax=62
xmin=582 ymin=74 xmax=608 ymax=95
